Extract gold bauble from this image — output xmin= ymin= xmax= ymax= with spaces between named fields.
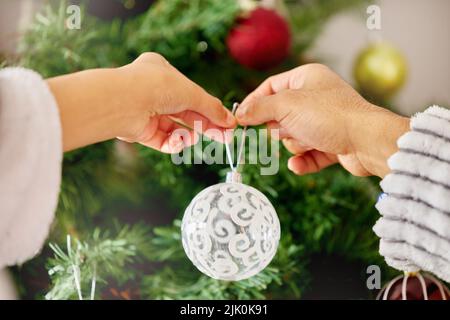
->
xmin=353 ymin=42 xmax=407 ymax=100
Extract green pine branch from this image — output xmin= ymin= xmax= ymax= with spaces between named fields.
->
xmin=126 ymin=0 xmax=240 ymax=66
xmin=18 ymin=1 xmax=127 ymax=77
xmin=140 ymin=220 xmax=306 ymax=299
xmin=46 ymin=224 xmax=152 ymax=300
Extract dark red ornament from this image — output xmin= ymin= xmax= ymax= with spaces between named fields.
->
xmin=377 ymin=272 xmax=450 ymax=300
xmin=226 ymin=8 xmax=291 ymax=70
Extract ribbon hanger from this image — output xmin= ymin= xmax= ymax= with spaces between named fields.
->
xmin=224 ymin=103 xmax=247 ymax=181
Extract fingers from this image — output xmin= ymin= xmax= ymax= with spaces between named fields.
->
xmin=187 ymin=88 xmax=236 ymax=129
xmin=163 ymin=65 xmax=235 ymax=130
xmin=266 ymin=121 xmax=290 ymax=140
xmin=287 ymin=151 xmax=337 ymax=175
xmin=141 ymin=129 xmax=198 ymax=154
xmin=139 ymin=124 xmax=198 ymax=154
xmin=267 ymin=121 xmax=313 ymax=155
xmin=136 ymin=116 xmax=198 ymax=154
xmin=237 ymin=64 xmax=334 ymax=125
xmin=236 ymin=90 xmax=295 ymax=126
xmin=240 ymin=76 xmax=281 ymax=108
xmin=169 ymin=110 xmax=229 ymax=143
xmin=135 ymin=52 xmax=236 ymax=131
xmin=240 ymin=67 xmax=306 ymax=106
xmin=282 ymin=138 xmax=312 ymax=154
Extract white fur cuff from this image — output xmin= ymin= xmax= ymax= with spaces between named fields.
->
xmin=0 ymin=68 xmax=62 ymax=267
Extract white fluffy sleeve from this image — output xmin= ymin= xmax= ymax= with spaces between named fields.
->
xmin=374 ymin=105 xmax=450 ymax=282
xmin=0 ymin=68 xmax=62 ymax=267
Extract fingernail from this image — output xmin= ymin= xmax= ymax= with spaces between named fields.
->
xmin=287 ymin=159 xmax=295 ymax=172
xmin=287 ymin=158 xmax=299 ymax=174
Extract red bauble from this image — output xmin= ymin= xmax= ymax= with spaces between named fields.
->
xmin=377 ymin=273 xmax=450 ymax=300
xmin=226 ymin=8 xmax=291 ymax=70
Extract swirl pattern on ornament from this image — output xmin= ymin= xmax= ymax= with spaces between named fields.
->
xmin=182 ymin=182 xmax=280 ymax=281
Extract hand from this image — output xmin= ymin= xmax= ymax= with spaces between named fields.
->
xmin=48 ymin=52 xmax=236 ymax=152
xmin=236 ymin=64 xmax=410 ymax=178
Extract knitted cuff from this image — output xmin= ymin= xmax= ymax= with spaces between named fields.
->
xmin=374 ymin=105 xmax=450 ymax=282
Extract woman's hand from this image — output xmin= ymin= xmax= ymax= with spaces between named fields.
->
xmin=48 ymin=52 xmax=236 ymax=152
xmin=236 ymin=64 xmax=410 ymax=178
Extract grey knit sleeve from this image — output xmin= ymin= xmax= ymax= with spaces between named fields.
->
xmin=374 ymin=105 xmax=450 ymax=282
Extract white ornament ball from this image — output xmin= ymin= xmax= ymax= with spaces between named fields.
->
xmin=181 ymin=178 xmax=281 ymax=281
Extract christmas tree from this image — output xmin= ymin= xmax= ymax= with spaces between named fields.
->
xmin=8 ymin=0 xmax=396 ymax=300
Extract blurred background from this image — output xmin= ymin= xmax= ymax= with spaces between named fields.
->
xmin=0 ymin=0 xmax=448 ymax=300
xmin=2 ymin=0 xmax=449 ymax=114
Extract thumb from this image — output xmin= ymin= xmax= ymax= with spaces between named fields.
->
xmin=189 ymin=88 xmax=236 ymax=128
xmin=170 ymin=74 xmax=236 ymax=129
xmin=236 ymin=90 xmax=295 ymax=126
